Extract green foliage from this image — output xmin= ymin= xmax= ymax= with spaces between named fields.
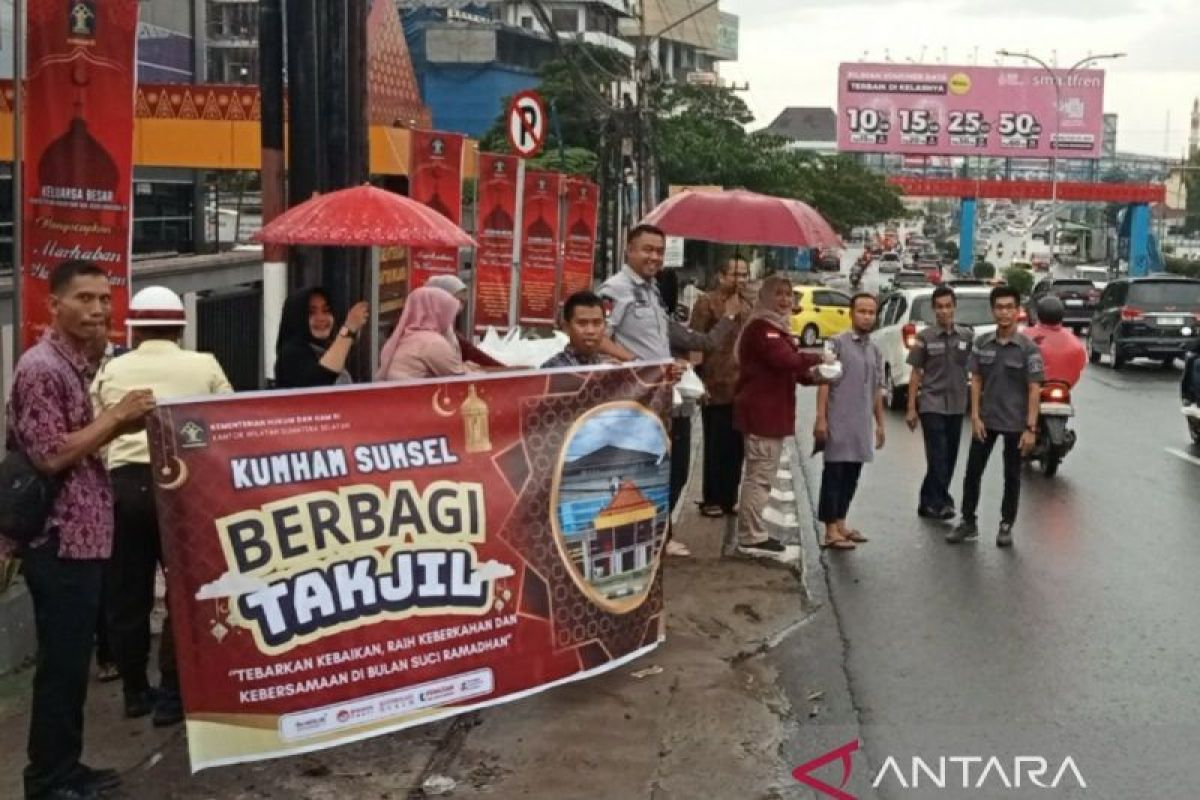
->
xmin=974 ymin=261 xmax=997 ymax=279
xmin=480 ymin=46 xmax=906 ymax=229
xmin=1166 ymin=256 xmax=1200 ymax=279
xmin=1002 ymin=266 xmax=1035 ymax=297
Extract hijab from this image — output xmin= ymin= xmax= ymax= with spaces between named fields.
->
xmin=277 ymin=286 xmax=333 ymax=355
xmin=375 ymin=287 xmax=461 ymax=380
xmin=736 ymin=274 xmax=794 ymax=354
xmin=424 ymin=274 xmax=468 ymax=296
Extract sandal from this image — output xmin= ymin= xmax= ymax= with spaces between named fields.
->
xmin=699 ymin=505 xmax=724 ymax=518
xmin=665 ymin=540 xmax=692 ymax=557
xmin=843 ymin=529 xmax=869 ymax=543
xmin=819 ymin=539 xmax=856 ymax=550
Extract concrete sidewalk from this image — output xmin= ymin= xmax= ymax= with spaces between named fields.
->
xmin=0 ymin=445 xmax=820 ymax=800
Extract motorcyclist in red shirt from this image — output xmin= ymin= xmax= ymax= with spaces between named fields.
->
xmin=1023 ymin=295 xmax=1087 ymax=388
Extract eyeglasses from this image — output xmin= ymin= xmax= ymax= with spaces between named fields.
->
xmin=731 ymin=272 xmax=750 ymax=278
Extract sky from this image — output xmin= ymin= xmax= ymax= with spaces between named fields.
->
xmin=565 ymin=408 xmax=668 ymax=462
xmin=718 ymin=0 xmax=1199 ymax=158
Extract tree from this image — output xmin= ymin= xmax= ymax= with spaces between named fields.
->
xmin=480 ymin=43 xmax=627 ymax=174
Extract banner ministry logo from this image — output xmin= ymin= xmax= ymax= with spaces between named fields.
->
xmin=794 ymin=740 xmax=1087 ymax=797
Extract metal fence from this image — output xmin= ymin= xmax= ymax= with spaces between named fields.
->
xmin=196 ymin=284 xmax=264 ymax=392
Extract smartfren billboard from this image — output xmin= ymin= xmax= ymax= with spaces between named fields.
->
xmin=837 ymin=63 xmax=1105 ymax=159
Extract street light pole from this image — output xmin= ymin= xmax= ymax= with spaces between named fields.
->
xmin=996 ymin=50 xmax=1125 ymax=265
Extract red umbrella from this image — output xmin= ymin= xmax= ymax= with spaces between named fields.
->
xmin=642 ymin=189 xmax=842 ymax=250
xmin=253 ymin=184 xmax=475 ymax=249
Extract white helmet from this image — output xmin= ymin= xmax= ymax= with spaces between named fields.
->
xmin=127 ymin=286 xmax=186 ymax=327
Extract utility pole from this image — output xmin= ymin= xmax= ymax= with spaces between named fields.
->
xmin=259 ymin=0 xmax=286 ymax=382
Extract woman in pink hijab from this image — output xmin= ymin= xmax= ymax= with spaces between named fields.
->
xmin=376 ymin=287 xmax=467 ymax=381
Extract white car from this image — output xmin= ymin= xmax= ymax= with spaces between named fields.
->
xmin=874 ymin=286 xmax=998 ymax=409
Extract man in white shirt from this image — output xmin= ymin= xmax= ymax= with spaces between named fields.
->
xmin=91 ymin=286 xmax=232 ymax=727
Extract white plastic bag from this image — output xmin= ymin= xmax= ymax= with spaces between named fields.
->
xmin=676 ymin=365 xmax=706 ymax=401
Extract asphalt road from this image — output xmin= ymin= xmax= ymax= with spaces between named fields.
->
xmin=776 ymin=345 xmax=1200 ymax=799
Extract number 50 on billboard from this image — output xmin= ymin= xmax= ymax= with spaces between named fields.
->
xmin=836 ymin=63 xmax=1105 ymax=159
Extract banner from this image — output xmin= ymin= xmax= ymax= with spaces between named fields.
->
xmin=21 ymin=0 xmax=139 ymax=349
xmin=518 ymin=170 xmax=562 ymax=327
xmin=473 ymin=153 xmax=519 ymax=332
xmin=560 ymin=178 xmax=599 ymax=303
xmin=836 ymin=63 xmax=1105 ymax=159
xmin=409 ymin=130 xmax=465 ymax=289
xmin=147 ymin=364 xmax=671 ymax=770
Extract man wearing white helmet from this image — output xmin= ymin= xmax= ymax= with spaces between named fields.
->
xmin=91 ymin=286 xmax=232 ymax=728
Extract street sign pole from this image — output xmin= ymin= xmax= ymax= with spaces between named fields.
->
xmin=507 ymin=158 xmax=526 ymax=332
xmin=11 ymin=0 xmax=24 ymax=366
xmin=504 ymin=90 xmax=546 ymax=333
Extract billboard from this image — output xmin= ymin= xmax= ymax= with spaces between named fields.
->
xmin=837 ymin=63 xmax=1105 ymax=159
xmin=148 ymin=364 xmax=671 ymax=770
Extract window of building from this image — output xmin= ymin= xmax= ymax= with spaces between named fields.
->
xmin=550 ymin=7 xmax=579 ymax=32
xmin=520 ymin=15 xmax=533 ymax=29
xmin=585 ymin=7 xmax=613 ymax=34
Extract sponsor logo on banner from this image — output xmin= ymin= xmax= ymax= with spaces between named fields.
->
xmin=147 ymin=366 xmax=672 ymax=770
xmin=473 ymin=153 xmax=520 ymax=332
xmin=21 ymin=0 xmax=139 ymax=349
xmin=409 ymin=130 xmax=466 ymax=290
xmin=518 ymin=170 xmax=563 ymax=327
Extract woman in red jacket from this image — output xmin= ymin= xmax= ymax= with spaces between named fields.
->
xmin=733 ymin=274 xmax=828 ymax=561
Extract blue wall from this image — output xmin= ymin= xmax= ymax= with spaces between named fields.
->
xmin=417 ymin=66 xmax=540 ymax=139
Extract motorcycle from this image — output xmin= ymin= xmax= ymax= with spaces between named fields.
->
xmin=1184 ymin=351 xmax=1200 ymax=446
xmin=1028 ymin=380 xmax=1077 ymax=476
xmin=849 ymin=266 xmax=863 ymax=290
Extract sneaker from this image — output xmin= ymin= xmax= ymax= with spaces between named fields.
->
xmin=152 ymin=687 xmax=184 ymax=728
xmin=916 ymin=506 xmax=939 ymax=519
xmin=935 ymin=507 xmax=957 ymax=521
xmin=123 ymin=687 xmax=158 ymax=719
xmin=945 ymin=520 xmax=979 ymax=544
xmin=996 ymin=522 xmax=1014 ymax=548
xmin=737 ymin=538 xmax=800 ymax=563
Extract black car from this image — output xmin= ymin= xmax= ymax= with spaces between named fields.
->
xmin=1088 ymin=277 xmax=1200 ymax=369
xmin=1028 ymin=278 xmax=1101 ymax=332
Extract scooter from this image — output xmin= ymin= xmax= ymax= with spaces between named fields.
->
xmin=849 ymin=266 xmax=863 ymax=290
xmin=1028 ymin=380 xmax=1077 ymax=476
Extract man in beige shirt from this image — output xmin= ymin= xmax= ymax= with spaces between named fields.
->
xmin=91 ymin=286 xmax=232 ymax=727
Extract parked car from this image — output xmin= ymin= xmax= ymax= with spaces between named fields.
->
xmin=875 ymin=285 xmax=997 ymax=408
xmin=878 ymin=252 xmax=903 ymax=274
xmin=791 ymin=285 xmax=854 ymax=347
xmin=1087 ymin=276 xmax=1200 ymax=369
xmin=815 ymin=248 xmax=843 ymax=271
xmin=1027 ymin=278 xmax=1101 ymax=332
xmin=890 ymin=269 xmax=930 ymax=291
xmin=1073 ymin=265 xmax=1109 ymax=286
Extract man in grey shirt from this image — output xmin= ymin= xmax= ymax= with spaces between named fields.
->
xmin=905 ymin=286 xmax=973 ymax=521
xmin=599 ymin=224 xmax=740 ymax=556
xmin=814 ymin=294 xmax=886 ymax=550
xmin=949 ymin=286 xmax=1045 ymax=548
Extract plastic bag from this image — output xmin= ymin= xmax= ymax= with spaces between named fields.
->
xmin=676 ymin=365 xmax=706 ymax=401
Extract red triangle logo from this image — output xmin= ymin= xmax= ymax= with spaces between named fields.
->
xmin=792 ymin=739 xmax=860 ymax=800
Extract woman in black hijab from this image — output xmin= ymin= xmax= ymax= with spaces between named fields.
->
xmin=274 ymin=287 xmax=369 ymax=388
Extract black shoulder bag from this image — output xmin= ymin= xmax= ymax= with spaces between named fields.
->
xmin=0 ymin=448 xmax=60 ymax=545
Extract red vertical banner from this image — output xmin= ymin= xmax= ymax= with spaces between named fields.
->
xmin=560 ymin=178 xmax=599 ymax=304
xmin=408 ymin=130 xmax=465 ymax=289
xmin=518 ymin=170 xmax=562 ymax=327
xmin=472 ymin=153 xmax=519 ymax=332
xmin=22 ymin=0 xmax=139 ymax=350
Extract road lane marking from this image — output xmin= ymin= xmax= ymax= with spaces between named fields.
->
xmin=1165 ymin=447 xmax=1200 ymax=467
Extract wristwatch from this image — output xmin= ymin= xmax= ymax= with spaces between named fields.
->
xmin=339 ymin=326 xmax=357 ymax=340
